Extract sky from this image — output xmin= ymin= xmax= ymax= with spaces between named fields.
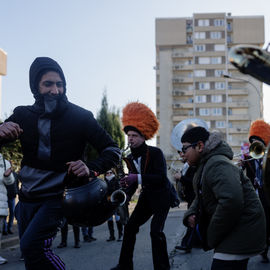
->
xmin=1 ymin=0 xmax=270 ymax=124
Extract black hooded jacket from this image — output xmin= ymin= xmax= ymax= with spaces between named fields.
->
xmin=5 ymin=57 xmax=120 ymax=201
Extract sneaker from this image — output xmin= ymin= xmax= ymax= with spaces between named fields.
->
xmin=0 ymin=256 xmax=7 ymax=265
xmin=19 ymin=254 xmax=24 ymax=261
xmin=261 ymin=253 xmax=270 ymax=263
xmin=175 ymin=245 xmax=191 ymax=253
xmin=57 ymin=242 xmax=67 ymax=248
xmin=107 ymin=236 xmax=115 ymax=242
xmin=89 ymin=236 xmax=96 ymax=241
xmin=117 ymin=235 xmax=123 ymax=242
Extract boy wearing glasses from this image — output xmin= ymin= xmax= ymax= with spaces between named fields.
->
xmin=181 ymin=126 xmax=266 ymax=270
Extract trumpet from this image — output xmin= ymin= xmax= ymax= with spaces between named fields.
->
xmin=249 ymin=141 xmax=265 ymax=159
xmin=234 ymin=141 xmax=265 ymax=165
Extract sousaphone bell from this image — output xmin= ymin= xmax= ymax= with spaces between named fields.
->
xmin=62 ymin=177 xmax=126 ymax=227
xmin=171 ymin=118 xmax=209 ymax=151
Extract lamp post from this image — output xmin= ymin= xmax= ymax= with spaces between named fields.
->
xmin=223 ymin=73 xmax=262 ymax=118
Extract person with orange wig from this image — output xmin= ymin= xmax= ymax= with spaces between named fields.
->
xmin=111 ymin=102 xmax=171 ymax=270
xmin=241 ymin=119 xmax=270 ymax=263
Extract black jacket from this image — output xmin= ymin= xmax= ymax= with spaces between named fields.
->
xmin=125 ymin=143 xmax=170 ymax=210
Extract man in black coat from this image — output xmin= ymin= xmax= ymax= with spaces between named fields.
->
xmin=0 ymin=57 xmax=120 ymax=270
xmin=111 ymin=102 xmax=171 ymax=270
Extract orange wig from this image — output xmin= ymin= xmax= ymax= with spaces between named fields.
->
xmin=249 ymin=119 xmax=270 ymax=145
xmin=122 ymin=102 xmax=159 ymax=140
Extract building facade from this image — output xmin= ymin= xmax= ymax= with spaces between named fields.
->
xmin=155 ymin=13 xmax=264 ymax=170
xmin=0 ymin=49 xmax=7 ymax=118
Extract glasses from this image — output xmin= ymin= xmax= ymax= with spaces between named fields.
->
xmin=106 ymin=171 xmax=113 ymax=175
xmin=181 ymin=142 xmax=198 ymax=154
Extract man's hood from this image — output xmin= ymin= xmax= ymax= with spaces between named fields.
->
xmin=29 ymin=57 xmax=67 ymax=100
xmin=201 ymin=131 xmax=234 ymax=162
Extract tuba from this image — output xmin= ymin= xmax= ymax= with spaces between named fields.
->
xmin=62 ymin=175 xmax=126 ymax=227
xmin=228 ymin=44 xmax=270 ymax=85
xmin=170 ymin=118 xmax=209 ymax=151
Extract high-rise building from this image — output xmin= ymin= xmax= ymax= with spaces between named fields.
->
xmin=0 ymin=49 xmax=7 ymax=118
xmin=155 ymin=13 xmax=264 ymax=168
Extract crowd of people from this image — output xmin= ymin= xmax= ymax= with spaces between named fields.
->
xmin=0 ymin=56 xmax=269 ymax=270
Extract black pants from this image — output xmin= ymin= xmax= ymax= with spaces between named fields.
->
xmin=60 ymin=221 xmax=80 ymax=244
xmin=15 ymin=199 xmax=65 ymax=270
xmin=118 ymin=195 xmax=170 ymax=270
xmin=211 ymin=258 xmax=249 ymax=270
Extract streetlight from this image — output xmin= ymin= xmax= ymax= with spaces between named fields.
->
xmin=223 ymin=73 xmax=262 ymax=118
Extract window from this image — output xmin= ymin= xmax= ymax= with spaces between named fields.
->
xmin=215 ymin=82 xmax=225 ymax=89
xmin=227 ymin=22 xmax=232 ymax=31
xmin=198 ymin=57 xmax=210 ymax=64
xmin=199 ymin=108 xmax=210 ymax=116
xmin=214 ymin=44 xmax=225 ymax=51
xmin=214 ymin=19 xmax=225 ymax=26
xmin=198 ymin=82 xmax=210 ymax=90
xmin=212 ymin=108 xmax=222 ymax=115
xmin=210 ymin=31 xmax=222 ymax=39
xmin=194 ymin=70 xmax=206 ymax=77
xmin=211 ymin=57 xmax=222 ymax=64
xmin=205 ymin=121 xmax=211 ymax=129
xmin=194 ymin=44 xmax=206 ymax=52
xmin=194 ymin=32 xmax=206 ymax=39
xmin=216 ymin=121 xmax=226 ymax=128
xmin=211 ymin=95 xmax=222 ymax=103
xmin=198 ymin=19 xmax=209 ymax=26
xmin=195 ymin=95 xmax=207 ymax=103
xmin=215 ymin=70 xmax=225 ymax=77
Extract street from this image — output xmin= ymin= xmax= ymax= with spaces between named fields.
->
xmin=0 ymin=205 xmax=269 ymax=270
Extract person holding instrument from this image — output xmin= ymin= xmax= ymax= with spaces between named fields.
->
xmin=111 ymin=102 xmax=171 ymax=270
xmin=0 ymin=57 xmax=120 ymax=270
xmin=240 ymin=119 xmax=270 ymax=263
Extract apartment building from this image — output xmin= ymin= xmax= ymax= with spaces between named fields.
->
xmin=0 ymin=48 xmax=7 ymax=117
xmin=155 ymin=13 xmax=264 ymax=169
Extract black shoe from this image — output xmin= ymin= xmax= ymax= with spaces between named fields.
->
xmin=107 ymin=236 xmax=116 ymax=242
xmin=2 ymin=231 xmax=8 ymax=236
xmin=57 ymin=242 xmax=67 ymax=248
xmin=175 ymin=245 xmax=191 ymax=253
xmin=19 ymin=254 xmax=24 ymax=261
xmin=89 ymin=236 xmax=96 ymax=241
xmin=261 ymin=254 xmax=269 ymax=263
xmin=117 ymin=235 xmax=123 ymax=242
xmin=74 ymin=242 xmax=80 ymax=248
xmin=8 ymin=229 xmax=13 ymax=234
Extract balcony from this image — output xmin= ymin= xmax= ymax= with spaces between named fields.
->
xmin=172 ymin=77 xmax=193 ymax=83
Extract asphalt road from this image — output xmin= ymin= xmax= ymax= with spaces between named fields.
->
xmin=0 ymin=205 xmax=269 ymax=270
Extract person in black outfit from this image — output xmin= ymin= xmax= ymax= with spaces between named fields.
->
xmin=57 ymin=221 xmax=81 ymax=248
xmin=0 ymin=57 xmax=120 ymax=270
xmin=240 ymin=120 xmax=270 ymax=263
xmin=111 ymin=102 xmax=171 ymax=270
xmin=174 ymin=161 xmax=197 ymax=253
xmin=105 ymin=169 xmax=123 ymax=242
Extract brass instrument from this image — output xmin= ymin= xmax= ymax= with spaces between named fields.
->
xmin=170 ymin=118 xmax=209 ymax=151
xmin=228 ymin=44 xmax=270 ymax=200
xmin=249 ymin=141 xmax=265 ymax=159
xmin=228 ymin=44 xmax=270 ymax=85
